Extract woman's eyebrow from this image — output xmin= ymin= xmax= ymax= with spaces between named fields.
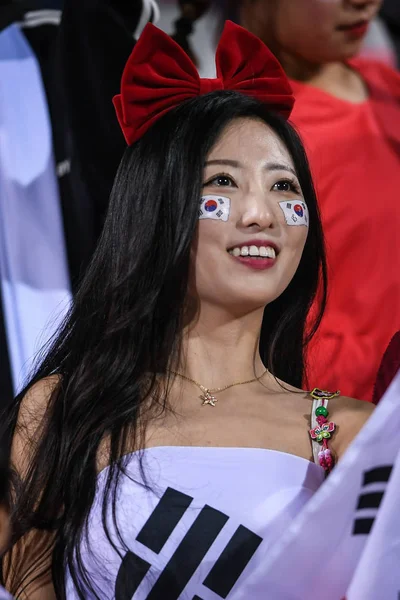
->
xmin=205 ymin=159 xmax=241 ymax=168
xmin=265 ymin=161 xmax=298 ymax=177
xmin=205 ymin=159 xmax=298 ymax=178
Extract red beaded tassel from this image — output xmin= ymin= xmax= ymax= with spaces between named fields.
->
xmin=309 ymin=388 xmax=339 ymax=473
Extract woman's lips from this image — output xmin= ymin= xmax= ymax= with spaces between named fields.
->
xmin=339 ymin=21 xmax=369 ymax=39
xmin=229 ymin=254 xmax=276 ymax=271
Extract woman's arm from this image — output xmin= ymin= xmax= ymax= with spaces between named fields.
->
xmin=4 ymin=378 xmax=60 ymax=600
xmin=329 ymin=395 xmax=375 ymax=461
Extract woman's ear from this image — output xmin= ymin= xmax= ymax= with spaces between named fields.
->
xmin=0 ymin=505 xmax=10 ymax=555
xmin=172 ymin=0 xmax=211 ymax=66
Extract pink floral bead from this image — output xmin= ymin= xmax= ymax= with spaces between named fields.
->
xmin=309 ymin=388 xmax=339 ymax=474
xmin=310 ymin=421 xmax=335 ymax=443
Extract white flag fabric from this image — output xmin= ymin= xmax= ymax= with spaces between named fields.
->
xmin=239 ymin=370 xmax=400 ymax=599
xmin=346 ymin=442 xmax=400 ymax=599
xmin=0 ymin=585 xmax=13 ymax=600
xmin=199 ymin=195 xmax=230 ymax=222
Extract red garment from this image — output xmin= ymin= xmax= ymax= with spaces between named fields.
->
xmin=290 ymin=59 xmax=400 ymax=401
xmin=373 ymin=330 xmax=400 ymax=404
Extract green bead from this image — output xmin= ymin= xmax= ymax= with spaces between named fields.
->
xmin=315 ymin=406 xmax=328 ymax=417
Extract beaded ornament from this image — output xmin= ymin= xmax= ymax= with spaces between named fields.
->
xmin=309 ymin=388 xmax=340 ymax=473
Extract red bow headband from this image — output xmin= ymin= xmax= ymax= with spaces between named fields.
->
xmin=113 ymin=21 xmax=295 ymax=146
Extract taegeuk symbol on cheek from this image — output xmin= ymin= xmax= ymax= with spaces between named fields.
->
xmin=279 ymin=201 xmax=309 ymax=227
xmin=199 ymin=195 xmax=230 ymax=222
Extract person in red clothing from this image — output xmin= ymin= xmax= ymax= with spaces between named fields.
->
xmin=373 ymin=330 xmax=400 ymax=403
xmin=217 ymin=0 xmax=400 ymax=401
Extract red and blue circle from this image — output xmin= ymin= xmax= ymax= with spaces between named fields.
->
xmin=294 ymin=204 xmax=303 ymax=217
xmin=204 ymin=199 xmax=218 ymax=212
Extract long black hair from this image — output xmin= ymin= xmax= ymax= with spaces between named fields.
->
xmin=1 ymin=91 xmax=327 ymax=598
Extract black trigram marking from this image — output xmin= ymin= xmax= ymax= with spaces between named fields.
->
xmin=115 ymin=486 xmax=263 ymax=599
xmin=115 ymin=551 xmax=151 ymax=600
xmin=137 ymin=487 xmax=193 ymax=553
xmin=356 ymin=492 xmax=384 ymax=510
xmin=115 ymin=488 xmax=192 ymax=600
xmin=362 ymin=465 xmax=393 ymax=486
xmin=353 ymin=465 xmax=393 ymax=536
xmin=203 ymin=524 xmax=262 ymax=598
xmin=353 ymin=518 xmax=375 ymax=535
xmin=146 ymin=505 xmax=228 ymax=599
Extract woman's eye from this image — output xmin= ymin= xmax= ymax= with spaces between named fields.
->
xmin=272 ymin=180 xmax=299 ymax=193
xmin=205 ymin=175 xmax=235 ymax=187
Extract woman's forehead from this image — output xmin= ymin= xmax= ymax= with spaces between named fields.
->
xmin=208 ymin=118 xmax=294 ymax=168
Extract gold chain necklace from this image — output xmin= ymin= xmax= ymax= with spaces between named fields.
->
xmin=171 ymin=370 xmax=268 ymax=407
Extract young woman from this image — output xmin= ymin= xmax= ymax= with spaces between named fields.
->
xmin=219 ymin=0 xmax=400 ymax=403
xmin=1 ymin=22 xmax=373 ymax=600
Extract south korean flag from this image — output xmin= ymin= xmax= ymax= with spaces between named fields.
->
xmin=279 ymin=201 xmax=309 ymax=226
xmin=239 ymin=370 xmax=400 ymax=600
xmin=199 ymin=196 xmax=230 ymax=222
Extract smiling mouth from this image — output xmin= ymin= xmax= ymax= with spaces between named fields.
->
xmin=228 ymin=245 xmax=277 ymax=259
xmin=337 ymin=20 xmax=369 ymax=37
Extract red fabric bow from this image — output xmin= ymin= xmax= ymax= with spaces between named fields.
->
xmin=113 ymin=21 xmax=295 ymax=146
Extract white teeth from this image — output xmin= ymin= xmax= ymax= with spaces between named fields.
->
xmin=259 ymin=246 xmax=268 ymax=257
xmin=229 ymin=245 xmax=277 ymax=259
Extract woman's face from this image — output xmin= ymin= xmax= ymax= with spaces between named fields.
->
xmin=241 ymin=0 xmax=382 ymax=64
xmin=192 ymin=117 xmax=309 ymax=313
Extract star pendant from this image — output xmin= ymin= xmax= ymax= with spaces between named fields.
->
xmin=201 ymin=391 xmax=217 ymax=407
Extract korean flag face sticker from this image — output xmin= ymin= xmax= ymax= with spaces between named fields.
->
xmin=279 ymin=201 xmax=309 ymax=227
xmin=199 ymin=195 xmax=231 ymax=222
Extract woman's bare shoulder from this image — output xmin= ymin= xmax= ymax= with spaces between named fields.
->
xmin=266 ymin=375 xmax=307 ymax=397
xmin=328 ymin=394 xmax=375 ymax=459
xmin=276 ymin=381 xmax=375 ymax=459
xmin=6 ymin=376 xmax=61 ymax=599
xmin=12 ymin=375 xmax=61 ymax=475
xmin=19 ymin=373 xmax=60 ymax=408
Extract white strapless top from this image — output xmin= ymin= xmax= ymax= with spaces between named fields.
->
xmin=0 ymin=586 xmax=12 ymax=600
xmin=65 ymin=446 xmax=324 ymax=599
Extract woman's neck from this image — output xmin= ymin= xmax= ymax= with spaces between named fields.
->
xmin=279 ymin=54 xmax=369 ymax=103
xmin=179 ymin=305 xmax=266 ymax=390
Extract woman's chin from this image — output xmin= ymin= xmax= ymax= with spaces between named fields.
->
xmin=205 ymin=291 xmax=280 ymax=315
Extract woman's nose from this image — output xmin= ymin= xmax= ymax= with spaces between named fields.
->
xmin=238 ymin=193 xmax=275 ymax=231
